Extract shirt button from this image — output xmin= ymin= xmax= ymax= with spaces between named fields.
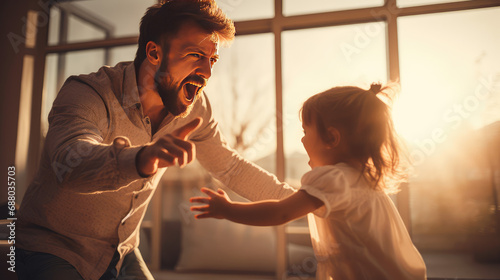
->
xmin=145 ymin=117 xmax=150 ymax=124
xmin=135 ymin=194 xmax=139 ymax=199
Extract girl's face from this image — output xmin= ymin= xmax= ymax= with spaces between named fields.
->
xmin=301 ymin=121 xmax=334 ymax=168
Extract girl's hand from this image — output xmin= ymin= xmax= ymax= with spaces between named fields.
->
xmin=190 ymin=187 xmax=232 ymax=219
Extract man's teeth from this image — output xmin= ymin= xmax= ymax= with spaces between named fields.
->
xmin=187 ymin=81 xmax=203 ymax=88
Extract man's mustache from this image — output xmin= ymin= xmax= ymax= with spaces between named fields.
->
xmin=154 ymin=70 xmax=207 ymax=89
xmin=184 ymin=75 xmax=207 ymax=88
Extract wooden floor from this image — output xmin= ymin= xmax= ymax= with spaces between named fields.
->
xmin=152 ymin=271 xmax=279 ymax=280
xmin=152 ymin=252 xmax=500 ymax=280
xmin=423 ymin=252 xmax=500 ymax=280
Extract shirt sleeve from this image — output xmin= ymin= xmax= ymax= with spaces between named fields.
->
xmin=300 ymin=165 xmax=351 ymax=218
xmin=45 ymin=78 xmax=145 ymax=193
xmin=192 ymin=92 xmax=296 ymax=201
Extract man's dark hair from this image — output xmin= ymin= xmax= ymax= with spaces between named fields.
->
xmin=134 ymin=0 xmax=235 ymax=69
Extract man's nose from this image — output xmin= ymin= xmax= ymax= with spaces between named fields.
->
xmin=196 ymin=58 xmax=212 ymax=80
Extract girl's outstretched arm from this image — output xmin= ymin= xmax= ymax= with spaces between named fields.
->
xmin=190 ymin=187 xmax=323 ymax=226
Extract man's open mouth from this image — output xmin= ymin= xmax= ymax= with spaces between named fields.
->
xmin=184 ymin=81 xmax=204 ymax=102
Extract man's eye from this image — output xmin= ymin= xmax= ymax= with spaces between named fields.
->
xmin=189 ymin=53 xmax=201 ymax=58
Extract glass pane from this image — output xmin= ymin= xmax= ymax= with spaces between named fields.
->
xmin=204 ymin=33 xmax=276 ymax=172
xmin=63 ymin=49 xmax=106 ymax=80
xmin=398 ymin=0 xmax=471 ymax=8
xmin=41 ymin=54 xmax=59 ymax=135
xmin=397 ymin=7 xmax=500 ymax=276
xmin=68 ymin=0 xmax=156 ymax=37
xmin=49 ymin=0 xmax=156 ymax=45
xmin=67 ymin=14 xmax=106 ymax=44
xmin=283 ymin=23 xmax=388 ymax=186
xmin=108 ymin=45 xmax=138 ymax=67
xmin=48 ymin=6 xmax=60 ymax=46
xmin=218 ymin=0 xmax=274 ymax=21
xmin=284 ymin=0 xmax=384 ymax=16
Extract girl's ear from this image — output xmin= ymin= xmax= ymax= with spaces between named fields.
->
xmin=145 ymin=41 xmax=162 ymax=66
xmin=327 ymin=127 xmax=341 ymax=148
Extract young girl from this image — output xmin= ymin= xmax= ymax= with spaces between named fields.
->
xmin=190 ymin=84 xmax=427 ymax=279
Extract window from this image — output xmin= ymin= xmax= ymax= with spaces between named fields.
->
xmin=205 ymin=33 xmax=276 ymax=166
xmin=30 ymin=0 xmax=500 ymax=279
xmin=397 ymin=7 xmax=500 ymax=275
xmin=282 ymin=22 xmax=388 ymax=185
xmin=396 ymin=7 xmax=500 ymax=140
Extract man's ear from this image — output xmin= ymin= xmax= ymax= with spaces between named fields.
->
xmin=145 ymin=41 xmax=162 ymax=66
xmin=327 ymin=127 xmax=341 ymax=148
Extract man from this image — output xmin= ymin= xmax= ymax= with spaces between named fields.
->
xmin=16 ymin=1 xmax=294 ymax=279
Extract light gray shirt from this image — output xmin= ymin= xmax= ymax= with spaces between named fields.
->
xmin=17 ymin=61 xmax=294 ymax=280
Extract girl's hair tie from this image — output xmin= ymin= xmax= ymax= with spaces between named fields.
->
xmin=369 ymin=83 xmax=382 ymax=95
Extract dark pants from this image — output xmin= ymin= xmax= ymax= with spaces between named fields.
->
xmin=16 ymin=248 xmax=154 ymax=280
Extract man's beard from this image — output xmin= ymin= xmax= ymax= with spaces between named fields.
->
xmin=154 ymin=60 xmax=205 ymax=118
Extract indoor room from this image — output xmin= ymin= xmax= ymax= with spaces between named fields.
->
xmin=1 ymin=0 xmax=500 ymax=279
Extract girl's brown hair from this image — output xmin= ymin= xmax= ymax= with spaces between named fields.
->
xmin=301 ymin=83 xmax=407 ymax=193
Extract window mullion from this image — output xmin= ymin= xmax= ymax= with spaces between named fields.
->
xmin=274 ymin=3 xmax=287 ymax=280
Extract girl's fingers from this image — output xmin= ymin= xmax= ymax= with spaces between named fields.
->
xmin=195 ymin=213 xmax=212 ymax=219
xmin=200 ymin=187 xmax=218 ymax=197
xmin=189 ymin=197 xmax=210 ymax=204
xmin=190 ymin=205 xmax=209 ymax=212
xmin=217 ymin=188 xmax=225 ymax=195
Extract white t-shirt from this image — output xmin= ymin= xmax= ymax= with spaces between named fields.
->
xmin=300 ymin=163 xmax=426 ymax=280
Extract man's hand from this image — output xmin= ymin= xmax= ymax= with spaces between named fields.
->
xmin=136 ymin=117 xmax=202 ymax=176
xmin=190 ymin=187 xmax=232 ymax=219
